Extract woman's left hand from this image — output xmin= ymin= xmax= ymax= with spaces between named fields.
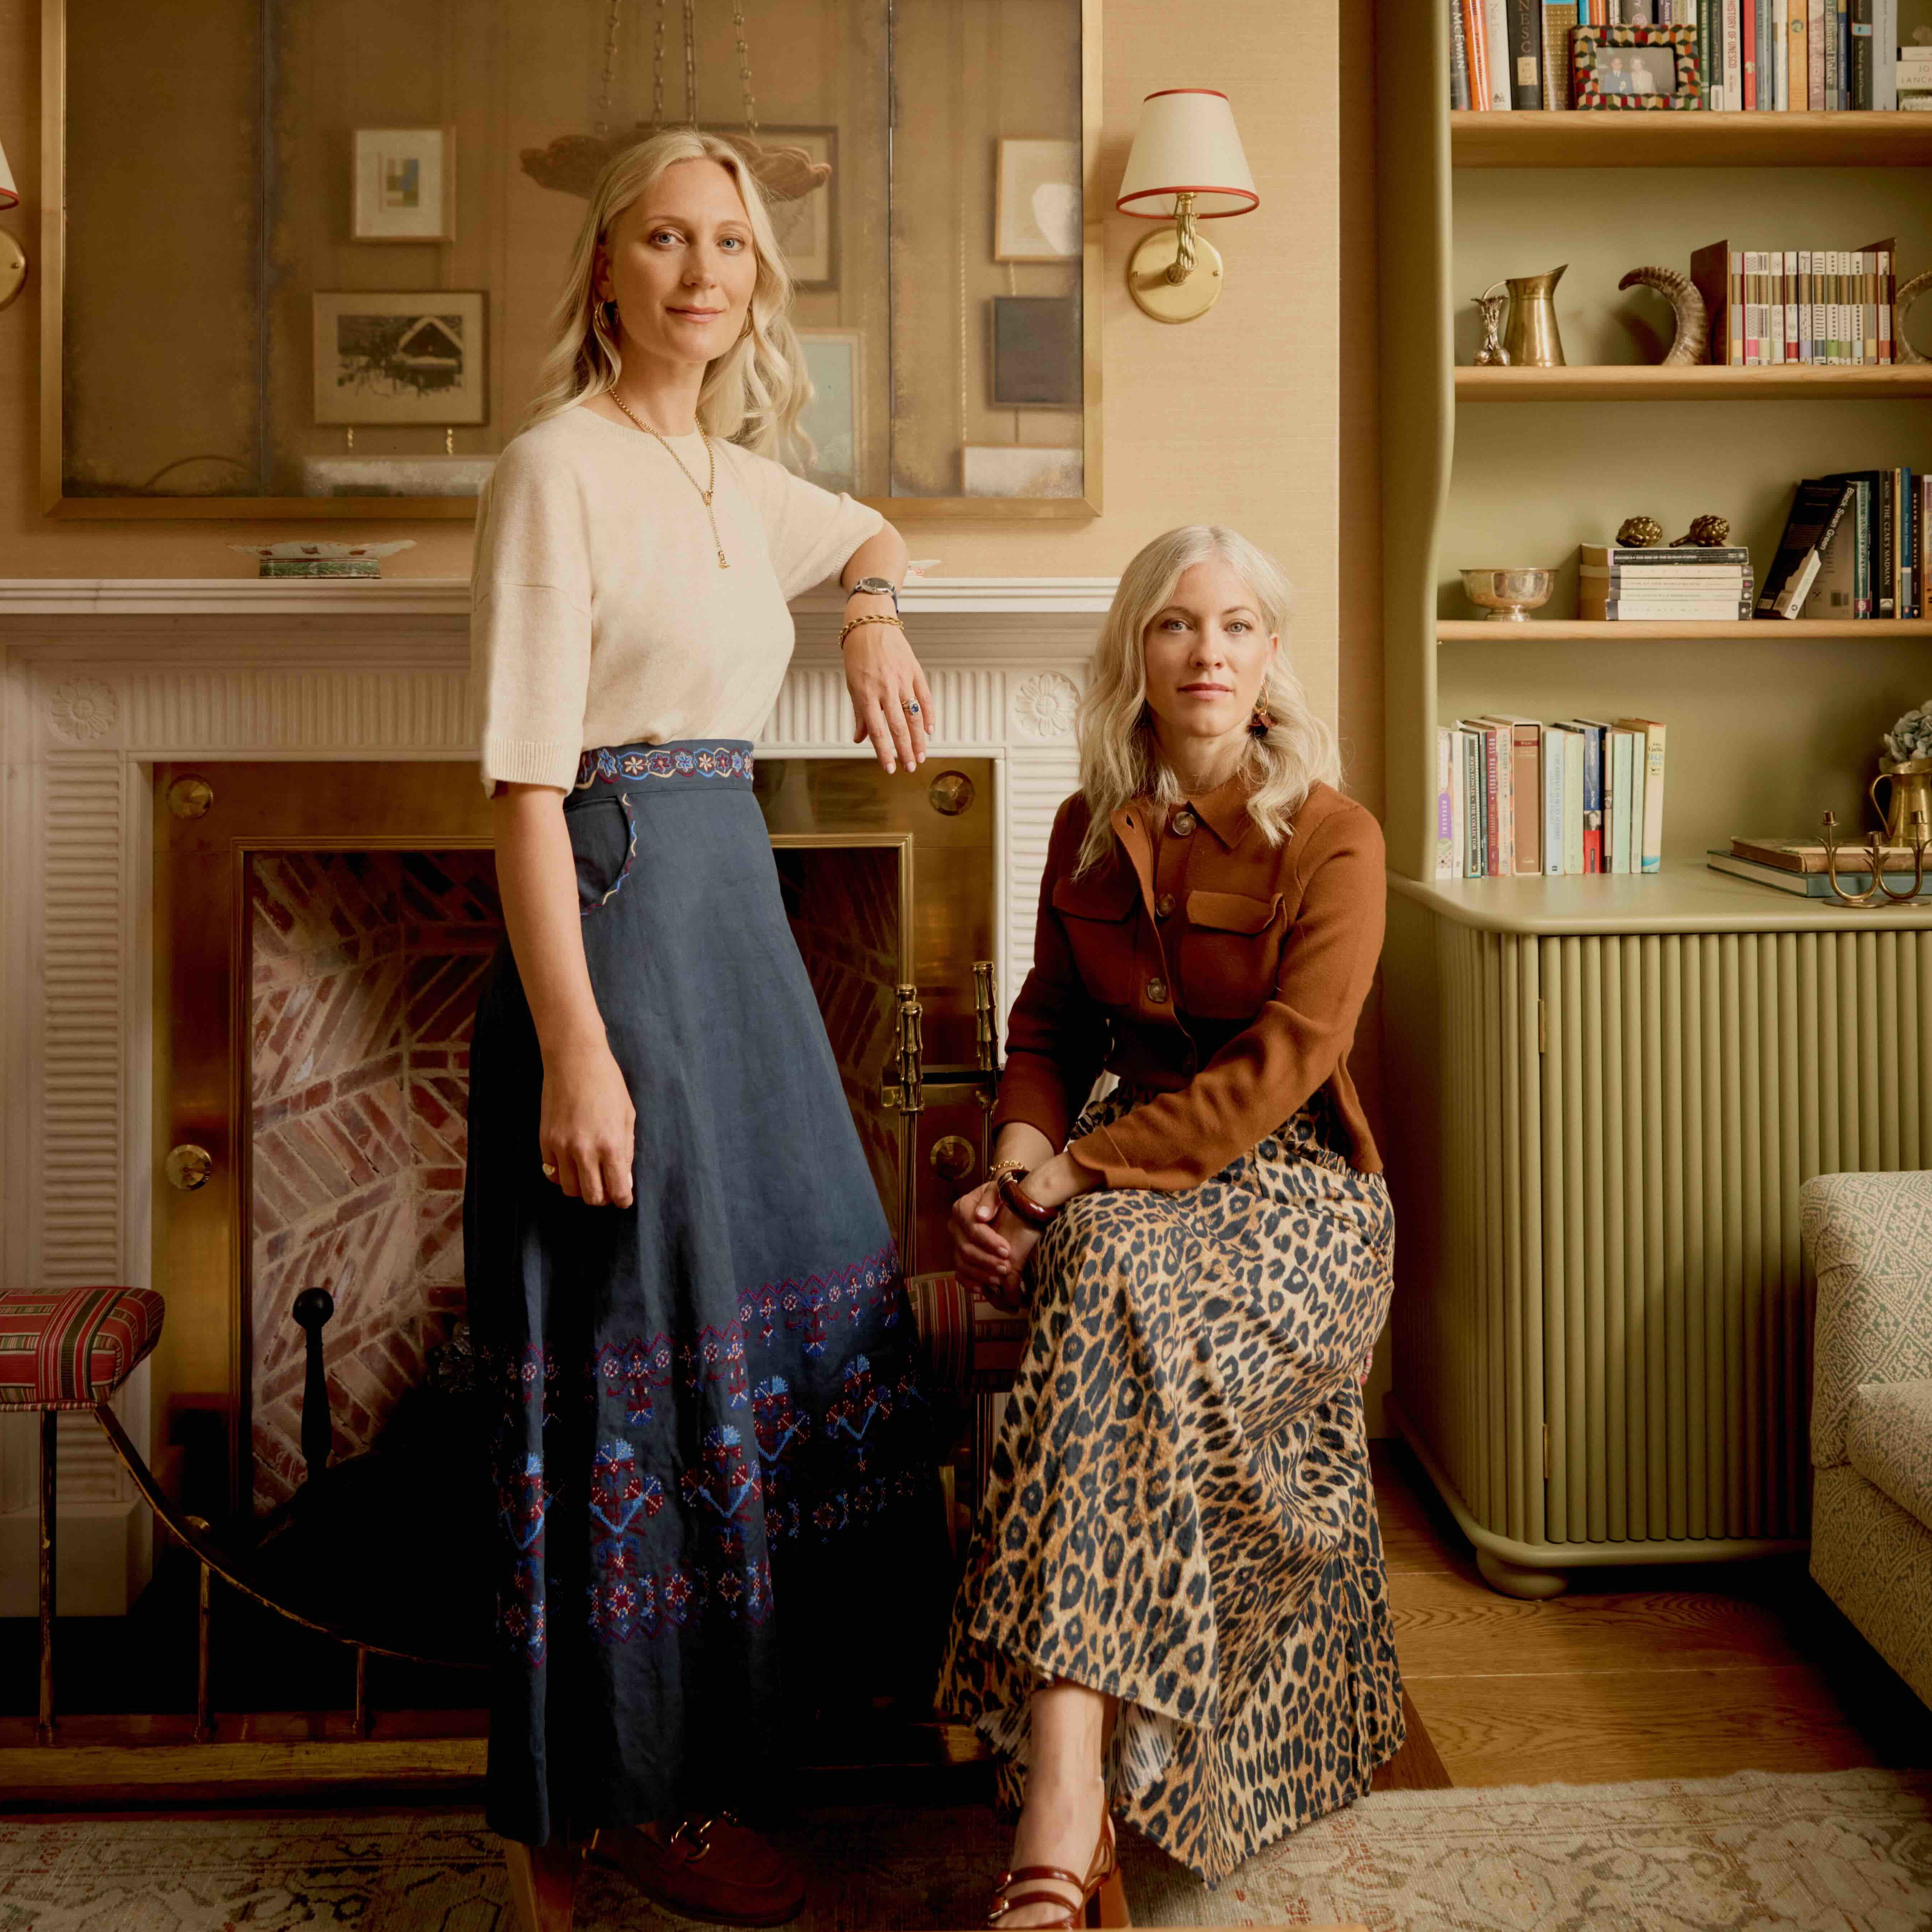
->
xmin=843 ymin=612 xmax=935 ymax=774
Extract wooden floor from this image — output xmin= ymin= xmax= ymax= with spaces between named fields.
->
xmin=1371 ymin=1437 xmax=1932 ymax=1790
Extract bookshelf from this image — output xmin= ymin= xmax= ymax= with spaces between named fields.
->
xmin=1373 ymin=1 xmax=1932 ymax=1599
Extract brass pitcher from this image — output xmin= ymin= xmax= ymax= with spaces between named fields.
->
xmin=1504 ymin=264 xmax=1568 ymax=368
xmin=1870 ymin=757 xmax=1932 ymax=844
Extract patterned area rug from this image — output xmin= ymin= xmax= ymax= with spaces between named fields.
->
xmin=1 ymin=1770 xmax=1928 ymax=1931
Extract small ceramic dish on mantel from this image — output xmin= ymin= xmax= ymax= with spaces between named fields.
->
xmin=230 ymin=540 xmax=419 ymax=580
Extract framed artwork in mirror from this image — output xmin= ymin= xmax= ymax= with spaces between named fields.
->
xmin=41 ymin=0 xmax=1098 ymax=519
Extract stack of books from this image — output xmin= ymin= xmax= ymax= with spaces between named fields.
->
xmin=1450 ymin=1 xmax=1909 ymax=112
xmin=1762 ymin=469 xmax=1926 ymax=618
xmin=1709 ymin=835 xmax=1931 ymax=897
xmin=1436 ymin=717 xmax=1666 ymax=878
xmin=1689 ymin=239 xmax=1899 ymax=367
xmin=1580 ymin=541 xmax=1754 ymax=620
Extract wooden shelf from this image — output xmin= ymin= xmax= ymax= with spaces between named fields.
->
xmin=1456 ymin=364 xmax=1932 ymax=401
xmin=1437 ymin=618 xmax=1932 ymax=641
xmin=1451 ymin=109 xmax=1932 ymax=168
xmin=1389 ymin=859 xmax=1932 ymax=934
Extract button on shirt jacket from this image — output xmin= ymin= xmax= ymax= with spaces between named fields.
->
xmin=993 ymin=774 xmax=1386 ymax=1191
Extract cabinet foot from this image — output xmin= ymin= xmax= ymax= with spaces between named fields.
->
xmin=1476 ymin=1547 xmax=1569 ymax=1599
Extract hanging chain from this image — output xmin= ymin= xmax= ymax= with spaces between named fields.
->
xmin=652 ymin=0 xmax=667 ymax=130
xmin=595 ymin=0 xmax=625 ymax=135
xmin=732 ymin=0 xmax=759 ymax=135
xmin=682 ymin=0 xmax=699 ymax=126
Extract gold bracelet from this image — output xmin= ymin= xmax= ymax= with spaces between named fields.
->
xmin=838 ymin=611 xmax=905 ymax=648
xmin=989 ymin=1158 xmax=1030 ymax=1187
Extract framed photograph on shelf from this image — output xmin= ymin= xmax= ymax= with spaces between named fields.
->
xmin=960 ymin=444 xmax=1083 ymax=498
xmin=311 ymin=291 xmax=487 ymax=425
xmin=1570 ymin=24 xmax=1704 ymax=109
xmin=705 ymin=126 xmax=836 ymax=290
xmin=990 ymin=296 xmax=1082 ymax=409
xmin=793 ymin=328 xmax=863 ymax=495
xmin=352 ymin=128 xmax=454 ymax=241
xmin=994 ymin=138 xmax=1081 ymax=262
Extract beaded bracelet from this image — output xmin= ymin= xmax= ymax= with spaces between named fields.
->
xmin=838 ymin=611 xmax=905 ymax=649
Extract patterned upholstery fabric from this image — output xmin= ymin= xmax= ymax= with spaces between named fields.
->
xmin=903 ymin=1272 xmax=1027 ymax=1396
xmin=1810 ymin=1464 xmax=1932 ymax=1708
xmin=0 ymin=1286 xmax=165 ymax=1410
xmin=1802 ymin=1171 xmax=1932 ymax=1469
xmin=1847 ymin=1381 xmax=1932 ymax=1535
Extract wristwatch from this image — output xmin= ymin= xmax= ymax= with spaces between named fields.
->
xmin=846 ymin=574 xmax=900 ymax=611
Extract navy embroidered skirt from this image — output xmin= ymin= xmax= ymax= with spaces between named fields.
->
xmin=464 ymin=740 xmax=939 ymax=1846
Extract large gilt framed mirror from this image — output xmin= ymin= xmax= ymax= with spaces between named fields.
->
xmin=42 ymin=0 xmax=1100 ymax=521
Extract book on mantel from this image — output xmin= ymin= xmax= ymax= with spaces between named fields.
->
xmin=1708 ymin=851 xmax=1931 ymax=899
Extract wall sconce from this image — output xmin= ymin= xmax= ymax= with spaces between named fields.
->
xmin=1116 ymin=89 xmax=1257 ymax=325
xmin=0 ymin=139 xmax=23 ymax=312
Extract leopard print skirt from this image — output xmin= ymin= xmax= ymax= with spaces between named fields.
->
xmin=936 ymin=1083 xmax=1405 ymax=1884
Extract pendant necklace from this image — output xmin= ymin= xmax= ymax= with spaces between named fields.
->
xmin=608 ymin=390 xmax=730 ymax=569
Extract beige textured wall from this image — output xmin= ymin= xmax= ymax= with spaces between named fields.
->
xmin=0 ymin=0 xmax=1353 ymax=750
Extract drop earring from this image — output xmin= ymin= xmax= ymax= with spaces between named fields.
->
xmin=1249 ymin=701 xmax=1273 ymax=737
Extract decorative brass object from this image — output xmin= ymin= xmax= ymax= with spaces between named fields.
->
xmin=1473 ymin=283 xmax=1510 ymax=365
xmin=929 ymin=770 xmax=977 ymax=817
xmin=1870 ymin=757 xmax=1932 ymax=847
xmin=1897 ymin=267 xmax=1930 ymax=366
xmin=880 ymin=984 xmax=925 ymax=1117
xmin=1126 ymin=199 xmax=1225 ymax=325
xmin=1460 ymin=567 xmax=1556 ymax=621
xmin=973 ymin=960 xmax=1001 ymax=1074
xmin=1670 ymin=514 xmax=1731 ymax=549
xmin=1820 ymin=808 xmax=1932 ymax=906
xmin=1617 ymin=264 xmax=1709 ymax=365
xmin=165 ymin=1143 xmax=214 ymax=1191
xmin=167 ymin=774 xmax=214 ymax=819
xmin=929 ymin=1135 xmax=977 ymax=1183
xmin=1503 ymin=264 xmax=1567 ymax=368
xmin=0 ymin=229 xmax=26 ymax=312
xmin=1617 ymin=515 xmax=1663 ymax=547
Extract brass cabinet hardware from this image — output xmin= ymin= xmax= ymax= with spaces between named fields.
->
xmin=881 ymin=983 xmax=925 ymax=1116
xmin=928 ymin=769 xmax=977 ymax=817
xmin=973 ymin=960 xmax=1000 ymax=1073
xmin=929 ymin=1135 xmax=977 ymax=1182
xmin=166 ymin=775 xmax=214 ymax=819
xmin=165 ymin=1144 xmax=214 ymax=1191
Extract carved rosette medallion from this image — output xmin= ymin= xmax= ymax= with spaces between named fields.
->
xmin=1010 ymin=672 xmax=1078 ymax=740
xmin=47 ymin=677 xmax=119 ymax=744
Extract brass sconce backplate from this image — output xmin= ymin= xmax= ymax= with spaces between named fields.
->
xmin=0 ymin=230 xmax=25 ymax=311
xmin=1126 ymin=224 xmax=1224 ymax=324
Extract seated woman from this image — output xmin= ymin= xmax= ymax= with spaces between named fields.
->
xmin=941 ymin=524 xmax=1404 ymax=1923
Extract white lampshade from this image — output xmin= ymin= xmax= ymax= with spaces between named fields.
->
xmin=1115 ymin=89 xmax=1257 ymax=220
xmin=0 ymin=138 xmax=16 ymax=212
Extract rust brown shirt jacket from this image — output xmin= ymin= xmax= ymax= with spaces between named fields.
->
xmin=992 ymin=774 xmax=1386 ymax=1192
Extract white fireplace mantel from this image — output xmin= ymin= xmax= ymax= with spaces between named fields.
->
xmin=0 ymin=574 xmax=1114 ymax=1614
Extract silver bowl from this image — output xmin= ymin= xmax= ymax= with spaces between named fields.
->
xmin=1461 ymin=567 xmax=1555 ymax=622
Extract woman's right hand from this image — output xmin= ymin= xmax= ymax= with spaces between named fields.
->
xmin=539 ymin=1037 xmax=636 ymax=1209
xmin=951 ymin=1179 xmax=1018 ymax=1305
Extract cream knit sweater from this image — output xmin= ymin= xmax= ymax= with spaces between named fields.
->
xmin=471 ymin=400 xmax=886 ymax=792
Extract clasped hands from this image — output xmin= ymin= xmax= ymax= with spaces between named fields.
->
xmin=948 ymin=1150 xmax=1099 ymax=1311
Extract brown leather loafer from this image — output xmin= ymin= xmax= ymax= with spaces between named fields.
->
xmin=594 ymin=1813 xmax=807 ymax=1926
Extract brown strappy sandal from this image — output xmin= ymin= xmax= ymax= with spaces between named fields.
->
xmin=986 ymin=1807 xmax=1131 ymax=1929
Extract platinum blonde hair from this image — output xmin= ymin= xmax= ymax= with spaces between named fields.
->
xmin=1074 ymin=525 xmax=1341 ymax=874
xmin=524 ymin=128 xmax=812 ymax=463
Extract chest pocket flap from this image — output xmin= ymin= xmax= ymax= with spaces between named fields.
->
xmin=1052 ymin=867 xmax=1140 ymax=922
xmin=1186 ymin=890 xmax=1282 ymax=934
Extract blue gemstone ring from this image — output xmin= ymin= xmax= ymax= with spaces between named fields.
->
xmin=902 ymin=700 xmax=921 ymax=716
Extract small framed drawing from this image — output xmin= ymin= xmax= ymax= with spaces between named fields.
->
xmin=353 ymin=128 xmax=454 ymax=241
xmin=793 ymin=329 xmax=864 ymax=496
xmin=312 ymin=291 xmax=487 ymax=425
xmin=990 ymin=296 xmax=1082 ymax=410
xmin=961 ymin=445 xmax=1083 ymax=498
xmin=704 ymin=126 xmax=837 ymax=290
xmin=1570 ymin=25 xmax=1704 ymax=109
xmin=995 ymin=138 xmax=1081 ymax=263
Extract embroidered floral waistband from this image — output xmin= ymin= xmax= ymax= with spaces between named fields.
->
xmin=572 ymin=740 xmax=755 ymax=793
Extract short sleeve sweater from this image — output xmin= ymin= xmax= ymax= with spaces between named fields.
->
xmin=470 ymin=399 xmax=887 ymax=792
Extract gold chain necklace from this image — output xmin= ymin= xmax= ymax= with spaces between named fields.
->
xmin=608 ymin=391 xmax=730 ymax=569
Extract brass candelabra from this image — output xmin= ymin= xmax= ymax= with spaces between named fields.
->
xmin=1819 ymin=807 xmax=1932 ymax=906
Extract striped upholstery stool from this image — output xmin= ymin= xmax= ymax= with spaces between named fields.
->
xmin=0 ymin=1286 xmax=166 ymax=1742
xmin=904 ymin=1271 xmax=1029 ymax=1520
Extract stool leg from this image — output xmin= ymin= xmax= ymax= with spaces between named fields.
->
xmin=37 ymin=1408 xmax=56 ymax=1744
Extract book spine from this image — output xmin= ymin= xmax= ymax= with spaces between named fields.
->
xmin=1790 ymin=0 xmax=1810 ymax=105
xmin=1852 ymin=0 xmax=1872 ymax=106
xmin=1511 ymin=725 xmax=1542 ymax=874
xmin=1772 ymin=0 xmax=1787 ymax=105
xmin=1468 ymin=734 xmax=1487 ymax=876
xmin=1856 ymin=480 xmax=1872 ymax=616
xmin=1450 ymin=0 xmax=1474 ymax=107
xmin=1839 ymin=0 xmax=1852 ymax=105
xmin=1581 ymin=725 xmax=1604 ymax=872
xmin=1436 ymin=728 xmax=1459 ymax=877
xmin=1543 ymin=730 xmax=1566 ymax=874
xmin=1880 ymin=247 xmax=1893 ymax=364
xmin=1640 ymin=726 xmax=1666 ymax=871
xmin=1875 ymin=0 xmax=1896 ymax=106
xmin=1809 ymin=0 xmax=1826 ymax=103
xmin=1507 ymin=0 xmax=1546 ymax=103
xmin=1879 ymin=469 xmax=1897 ymax=615
xmin=1543 ymin=4 xmax=1578 ymax=103
xmin=1563 ymin=735 xmax=1585 ymax=874
xmin=1785 ymin=247 xmax=1798 ymax=363
xmin=1485 ymin=0 xmax=1515 ymax=104
xmin=1483 ymin=727 xmax=1502 ymax=875
xmin=1743 ymin=0 xmax=1759 ymax=102
xmin=1798 ymin=249 xmax=1812 ymax=362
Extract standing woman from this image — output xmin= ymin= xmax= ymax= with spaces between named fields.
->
xmin=942 ymin=526 xmax=1405 ymax=1917
xmin=465 ymin=130 xmax=938 ymax=1929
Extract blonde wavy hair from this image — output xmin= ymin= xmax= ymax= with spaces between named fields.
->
xmin=1074 ymin=525 xmax=1341 ymax=874
xmin=524 ymin=128 xmax=812 ymax=463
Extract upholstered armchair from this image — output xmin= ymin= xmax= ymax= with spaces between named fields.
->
xmin=1804 ymin=1170 xmax=1932 ymax=1711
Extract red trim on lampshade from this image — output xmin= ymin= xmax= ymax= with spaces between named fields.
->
xmin=1115 ymin=185 xmax=1260 ymax=218
xmin=1141 ymin=88 xmax=1231 ymax=100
